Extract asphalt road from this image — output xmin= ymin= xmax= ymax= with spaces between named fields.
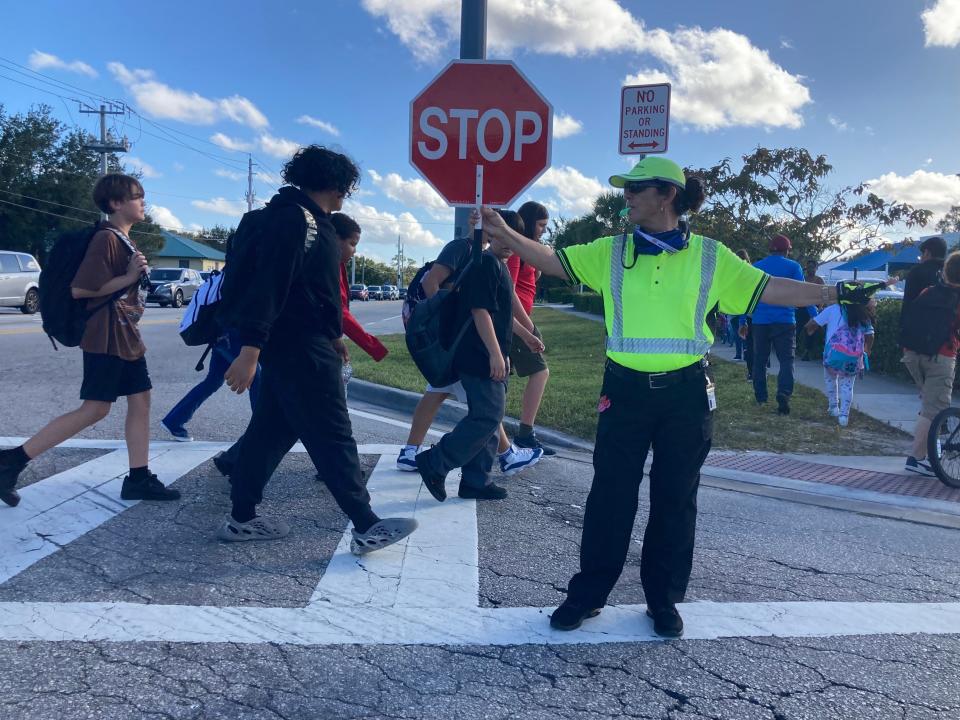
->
xmin=1 ymin=303 xmax=959 ymax=719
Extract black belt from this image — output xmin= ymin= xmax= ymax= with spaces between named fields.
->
xmin=605 ymin=358 xmax=707 ymax=390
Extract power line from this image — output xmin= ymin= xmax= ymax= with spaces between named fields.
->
xmin=0 ymin=56 xmax=118 ymax=105
xmin=0 ymin=188 xmax=100 ymax=216
xmin=0 ymin=196 xmax=170 ymax=239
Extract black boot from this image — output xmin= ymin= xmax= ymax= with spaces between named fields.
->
xmin=646 ymin=604 xmax=683 ymax=637
xmin=0 ymin=447 xmax=29 ymax=508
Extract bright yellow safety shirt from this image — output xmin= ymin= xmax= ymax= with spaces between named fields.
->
xmin=557 ymin=232 xmax=770 ymax=372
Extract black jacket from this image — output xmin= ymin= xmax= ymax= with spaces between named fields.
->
xmin=903 ymin=258 xmax=944 ymax=306
xmin=221 ymin=186 xmax=342 ymax=353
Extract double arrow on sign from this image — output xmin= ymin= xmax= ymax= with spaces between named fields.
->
xmin=628 ymin=141 xmax=660 ymax=150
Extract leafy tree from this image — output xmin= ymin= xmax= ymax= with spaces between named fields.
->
xmin=686 ymin=147 xmax=932 ymax=263
xmin=0 ymin=104 xmax=163 ymax=261
xmin=936 ymin=205 xmax=960 ymax=234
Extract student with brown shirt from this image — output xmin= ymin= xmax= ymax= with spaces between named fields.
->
xmin=0 ymin=174 xmax=179 ymax=507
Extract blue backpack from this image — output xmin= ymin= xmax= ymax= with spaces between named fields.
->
xmin=824 ymin=309 xmax=867 ymax=375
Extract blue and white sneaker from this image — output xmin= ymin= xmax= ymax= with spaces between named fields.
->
xmin=904 ymin=456 xmax=935 ymax=477
xmin=161 ymin=419 xmax=192 ymax=442
xmin=498 ymin=445 xmax=543 ymax=476
xmin=396 ymin=445 xmax=421 ymax=472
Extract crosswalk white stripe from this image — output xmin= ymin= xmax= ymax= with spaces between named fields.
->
xmin=0 ymin=445 xmax=220 ymax=584
xmin=1 ymin=600 xmax=958 ymax=646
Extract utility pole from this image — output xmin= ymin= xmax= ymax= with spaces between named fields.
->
xmin=453 ymin=0 xmax=487 ymax=241
xmin=397 ymin=234 xmax=402 ymax=287
xmin=245 ymin=155 xmax=256 ymax=212
xmin=80 ymin=102 xmax=128 ymax=219
xmin=351 ymin=256 xmax=356 ymax=285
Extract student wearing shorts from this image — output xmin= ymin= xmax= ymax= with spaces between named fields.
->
xmin=507 ymin=201 xmax=555 ymax=455
xmin=0 ymin=174 xmax=178 ymax=507
xmin=396 ymin=212 xmax=543 ymax=477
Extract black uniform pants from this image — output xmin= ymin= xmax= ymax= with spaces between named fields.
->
xmin=566 ymin=361 xmax=713 ymax=610
xmin=229 ymin=341 xmax=379 ymax=532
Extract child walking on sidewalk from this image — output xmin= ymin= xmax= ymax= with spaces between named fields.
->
xmin=806 ymin=300 xmax=875 ymax=427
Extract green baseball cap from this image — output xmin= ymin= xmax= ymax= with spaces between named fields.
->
xmin=609 ymin=156 xmax=686 ymax=190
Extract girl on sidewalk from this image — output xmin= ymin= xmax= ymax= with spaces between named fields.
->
xmin=805 ymin=300 xmax=875 ymax=427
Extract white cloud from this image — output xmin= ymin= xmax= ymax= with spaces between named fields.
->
xmin=124 ymin=156 xmax=161 ymax=178
xmin=627 ymin=27 xmax=810 ymax=131
xmin=865 ymin=170 xmax=960 ymax=219
xmin=362 ymin=1 xmax=809 ymax=131
xmin=368 ymin=169 xmax=451 ymax=220
xmin=190 ymin=197 xmax=247 ymax=218
xmin=173 ymin=162 xmax=185 ymax=172
xmin=532 ymin=165 xmax=604 ymax=216
xmin=922 ymin=0 xmax=960 ymax=47
xmin=188 ymin=223 xmax=204 ymax=232
xmin=361 ymin=0 xmax=644 ymax=62
xmin=108 ymin=62 xmax=268 ymax=128
xmin=258 ymin=133 xmax=301 ymax=159
xmin=149 ymin=204 xmax=183 ymax=230
xmin=343 ymin=199 xmax=445 ymax=257
xmin=925 ymin=158 xmax=934 ymax=166
xmin=214 ymin=168 xmax=244 ymax=181
xmin=553 ymin=112 xmax=583 ymax=139
xmin=27 ymin=50 xmax=97 ymax=78
xmin=296 ymin=115 xmax=341 ymax=136
xmin=828 ymin=115 xmax=850 ymax=132
xmin=779 ymin=37 xmax=794 ymax=50
xmin=210 ymin=133 xmax=253 ymax=152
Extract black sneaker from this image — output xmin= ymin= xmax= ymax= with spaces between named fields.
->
xmin=415 ymin=450 xmax=447 ymax=502
xmin=550 ymin=600 xmax=601 ymax=631
xmin=776 ymin=393 xmax=790 ymax=416
xmin=458 ymin=482 xmax=508 ymax=500
xmin=121 ymin=473 xmax=181 ymax=501
xmin=212 ymin=452 xmax=234 ymax=477
xmin=513 ymin=432 xmax=557 ymax=457
xmin=646 ymin=605 xmax=683 ymax=637
xmin=0 ymin=448 xmax=28 ymax=508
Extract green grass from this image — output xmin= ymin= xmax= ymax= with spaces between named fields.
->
xmin=348 ymin=307 xmax=909 ymax=455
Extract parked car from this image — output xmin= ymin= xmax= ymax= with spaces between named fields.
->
xmin=147 ymin=267 xmax=203 ymax=308
xmin=0 ymin=250 xmax=41 ymax=314
xmin=349 ymin=283 xmax=369 ymax=301
xmin=200 ymin=271 xmax=212 ymax=282
xmin=398 ymin=287 xmax=407 ymax=300
xmin=382 ymin=284 xmax=400 ymax=300
xmin=367 ymin=285 xmax=385 ymax=300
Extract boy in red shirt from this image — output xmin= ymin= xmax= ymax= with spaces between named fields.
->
xmin=506 ymin=201 xmax=555 ymax=455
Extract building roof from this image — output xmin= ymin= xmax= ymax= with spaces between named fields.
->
xmin=154 ymin=231 xmax=226 ymax=261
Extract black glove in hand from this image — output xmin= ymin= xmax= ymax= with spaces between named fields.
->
xmin=836 ymin=280 xmax=885 ymax=305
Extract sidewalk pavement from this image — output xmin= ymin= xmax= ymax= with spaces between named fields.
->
xmin=541 ymin=303 xmax=960 ymax=528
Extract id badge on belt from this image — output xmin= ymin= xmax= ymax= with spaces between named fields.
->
xmin=705 ymin=377 xmax=717 ymax=411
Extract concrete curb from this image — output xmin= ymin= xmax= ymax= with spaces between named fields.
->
xmin=348 ymin=379 xmax=595 ymax=453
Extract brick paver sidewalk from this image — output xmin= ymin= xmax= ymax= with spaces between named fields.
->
xmin=704 ymin=452 xmax=960 ymax=503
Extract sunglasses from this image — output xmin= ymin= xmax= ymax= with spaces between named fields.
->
xmin=623 ymin=180 xmax=660 ymax=194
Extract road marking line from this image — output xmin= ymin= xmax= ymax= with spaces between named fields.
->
xmin=0 ymin=600 xmax=958 ymax=646
xmin=308 ymin=454 xmax=478 ymax=609
xmin=2 ymin=439 xmax=959 ymax=646
xmin=0 ymin=444 xmax=220 ymax=583
xmin=0 ymin=318 xmax=178 ymax=335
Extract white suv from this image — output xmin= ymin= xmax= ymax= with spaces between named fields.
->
xmin=0 ymin=250 xmax=41 ymax=314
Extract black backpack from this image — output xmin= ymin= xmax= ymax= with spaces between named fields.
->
xmin=404 ymin=258 xmax=476 ymax=387
xmin=899 ymin=278 xmax=960 ymax=356
xmin=401 ymin=261 xmax=434 ymax=328
xmin=39 ymin=224 xmax=135 ymax=350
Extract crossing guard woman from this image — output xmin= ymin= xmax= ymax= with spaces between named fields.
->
xmin=481 ymin=157 xmax=884 ymax=638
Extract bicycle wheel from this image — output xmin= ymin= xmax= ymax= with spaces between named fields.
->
xmin=927 ymin=406 xmax=960 ymax=488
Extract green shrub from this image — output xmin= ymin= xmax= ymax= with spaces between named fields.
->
xmin=867 ymin=299 xmax=909 ymax=379
xmin=572 ymin=292 xmax=604 ymax=315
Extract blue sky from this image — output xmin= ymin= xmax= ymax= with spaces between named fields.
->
xmin=1 ymin=0 xmax=959 ymax=262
